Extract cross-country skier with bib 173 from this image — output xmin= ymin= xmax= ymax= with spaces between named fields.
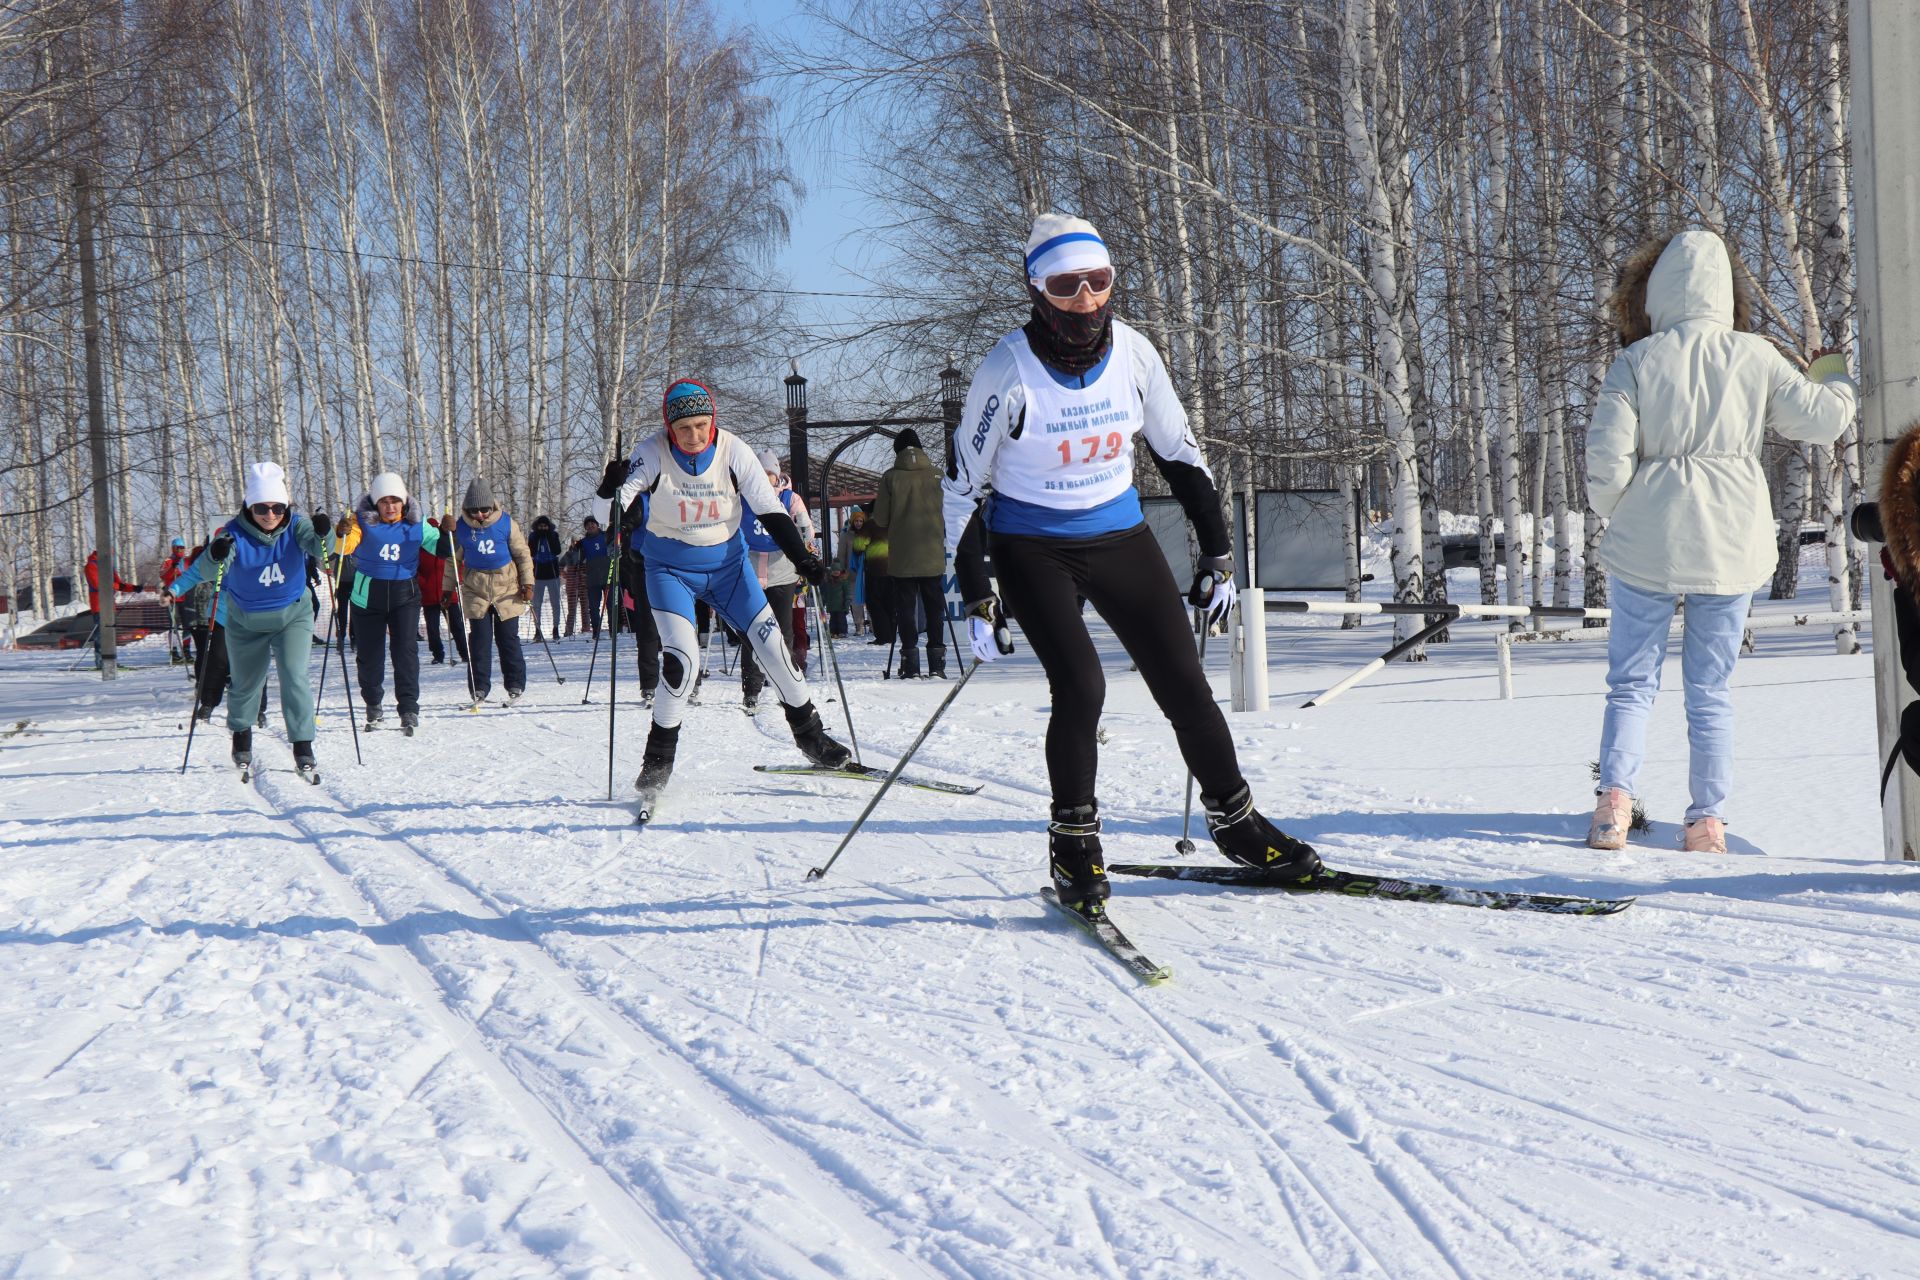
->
xmin=199 ymin=461 xmax=335 ymax=778
xmin=943 ymin=212 xmax=1322 ymax=912
xmin=601 ymin=379 xmax=852 ymax=811
xmin=352 ymin=472 xmax=453 ymax=735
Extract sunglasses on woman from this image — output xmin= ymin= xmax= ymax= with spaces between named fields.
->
xmin=250 ymin=502 xmax=287 ymax=518
xmin=1036 ymin=267 xmax=1114 ymax=299
xmin=464 ymin=507 xmax=492 ymax=518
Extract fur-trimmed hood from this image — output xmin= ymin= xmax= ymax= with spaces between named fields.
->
xmin=1609 ymin=229 xmax=1756 ymax=348
xmin=1881 ymin=424 xmax=1920 ymax=588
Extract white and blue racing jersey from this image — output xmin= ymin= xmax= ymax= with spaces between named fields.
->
xmin=941 ymin=318 xmax=1211 ymax=553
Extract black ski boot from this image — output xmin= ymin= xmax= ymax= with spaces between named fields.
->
xmin=634 ymin=722 xmax=679 ymax=792
xmin=231 ymin=729 xmax=253 ymax=776
xmin=785 ymin=701 xmax=851 ymax=768
xmin=292 ymin=740 xmax=319 ymax=784
xmin=365 ymin=704 xmax=385 ymax=731
xmin=898 ymin=648 xmax=922 ymax=679
xmin=1201 ymin=784 xmax=1322 ymax=879
xmin=634 ymin=723 xmax=679 ymax=823
xmin=399 ymin=710 xmax=419 ymax=737
xmin=928 ymin=647 xmax=948 ymax=679
xmin=194 ymin=704 xmax=214 ymax=723
xmin=1049 ymin=802 xmax=1110 ymax=912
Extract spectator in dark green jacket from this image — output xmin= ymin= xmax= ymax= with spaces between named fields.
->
xmin=872 ymin=429 xmax=948 ymax=677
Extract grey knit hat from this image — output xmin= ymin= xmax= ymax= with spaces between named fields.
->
xmin=463 ymin=477 xmax=495 ymax=511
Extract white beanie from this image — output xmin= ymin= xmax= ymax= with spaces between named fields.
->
xmin=1025 ymin=212 xmax=1110 ymax=283
xmin=244 ymin=461 xmax=290 ymax=507
xmin=755 ymin=448 xmax=781 ymax=474
xmin=369 ymin=471 xmax=408 ymax=503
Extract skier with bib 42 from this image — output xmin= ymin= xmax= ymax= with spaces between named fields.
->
xmin=944 ymin=213 xmax=1321 ymax=913
xmin=452 ymin=478 xmax=536 ymax=709
xmin=601 ymin=379 xmax=851 ymax=818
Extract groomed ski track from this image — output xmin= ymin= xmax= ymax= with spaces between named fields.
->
xmin=6 ymin=597 xmax=1920 ymax=1277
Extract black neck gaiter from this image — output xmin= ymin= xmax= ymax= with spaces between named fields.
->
xmin=1022 ymin=287 xmax=1113 ymax=376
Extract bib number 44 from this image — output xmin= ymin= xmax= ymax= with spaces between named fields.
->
xmin=258 ymin=563 xmax=286 ymax=587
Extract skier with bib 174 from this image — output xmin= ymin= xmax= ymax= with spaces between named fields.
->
xmin=601 ymin=379 xmax=851 ymax=818
xmin=944 ymin=213 xmax=1321 ymax=913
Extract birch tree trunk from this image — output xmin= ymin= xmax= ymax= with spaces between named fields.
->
xmin=1340 ymin=0 xmax=1424 ymax=650
xmin=1483 ymin=0 xmax=1525 ymax=609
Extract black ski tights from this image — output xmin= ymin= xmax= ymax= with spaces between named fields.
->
xmin=990 ymin=523 xmax=1244 ymax=810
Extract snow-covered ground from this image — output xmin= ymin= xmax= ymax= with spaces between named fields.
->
xmin=3 ymin=577 xmax=1917 ymax=1278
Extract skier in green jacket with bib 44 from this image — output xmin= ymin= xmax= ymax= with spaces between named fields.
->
xmin=202 ymin=461 xmax=336 ymax=780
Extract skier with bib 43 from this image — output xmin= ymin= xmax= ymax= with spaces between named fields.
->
xmin=944 ymin=213 xmax=1321 ymax=913
xmin=602 ymin=379 xmax=851 ymax=818
xmin=351 ymin=471 xmax=454 ymax=734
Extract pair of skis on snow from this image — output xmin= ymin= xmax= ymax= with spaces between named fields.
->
xmin=1045 ymin=863 xmax=1636 ymax=987
xmin=652 ymin=760 xmax=1634 ymax=987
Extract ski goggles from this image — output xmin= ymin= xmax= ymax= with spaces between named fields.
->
xmin=464 ymin=506 xmax=493 ymax=518
xmin=1033 ymin=267 xmax=1115 ymax=299
xmin=249 ymin=502 xmax=287 ymax=518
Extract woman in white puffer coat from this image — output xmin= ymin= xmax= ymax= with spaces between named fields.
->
xmin=1585 ymin=228 xmax=1856 ymax=854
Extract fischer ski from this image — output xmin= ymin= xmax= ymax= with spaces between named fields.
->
xmin=1107 ymin=864 xmax=1634 ymax=916
xmin=754 ymin=762 xmax=982 ymax=796
xmin=1041 ymin=887 xmax=1173 ymax=985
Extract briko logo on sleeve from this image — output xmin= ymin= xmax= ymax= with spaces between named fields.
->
xmin=970 ymin=394 xmax=1000 ymax=451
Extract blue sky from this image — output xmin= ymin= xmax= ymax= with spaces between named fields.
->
xmin=710 ymin=0 xmax=873 ymax=353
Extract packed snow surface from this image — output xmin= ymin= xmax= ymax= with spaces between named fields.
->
xmin=3 ymin=587 xmax=1916 ymax=1278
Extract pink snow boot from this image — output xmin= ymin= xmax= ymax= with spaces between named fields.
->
xmin=1683 ymin=816 xmax=1728 ymax=854
xmin=1587 ymin=788 xmax=1632 ymax=851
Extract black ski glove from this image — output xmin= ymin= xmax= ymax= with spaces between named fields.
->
xmin=792 ymin=550 xmax=828 ymax=586
xmin=310 ymin=511 xmax=332 ymax=538
xmin=1188 ymin=553 xmax=1237 ymax=624
xmin=597 ymin=458 xmax=631 ymax=499
xmin=208 ymin=534 xmax=234 ymax=563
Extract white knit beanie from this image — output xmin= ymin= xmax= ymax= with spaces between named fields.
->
xmin=755 ymin=448 xmax=781 ymax=474
xmin=1025 ymin=213 xmax=1110 ymax=283
xmin=244 ymin=461 xmax=290 ymax=507
xmin=369 ymin=471 xmax=408 ymax=503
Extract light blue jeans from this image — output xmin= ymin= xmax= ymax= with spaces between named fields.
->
xmin=1597 ymin=576 xmax=1753 ymax=822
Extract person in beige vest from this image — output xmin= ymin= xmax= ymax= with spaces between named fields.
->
xmin=451 ymin=477 xmax=535 ymax=708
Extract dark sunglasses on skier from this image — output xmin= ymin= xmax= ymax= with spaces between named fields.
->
xmin=249 ymin=502 xmax=287 ymax=518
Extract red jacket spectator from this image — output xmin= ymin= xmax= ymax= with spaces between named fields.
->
xmin=85 ymin=550 xmax=134 ymax=613
xmin=418 ymin=518 xmax=458 ymax=607
xmin=159 ymin=543 xmax=188 ymax=590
